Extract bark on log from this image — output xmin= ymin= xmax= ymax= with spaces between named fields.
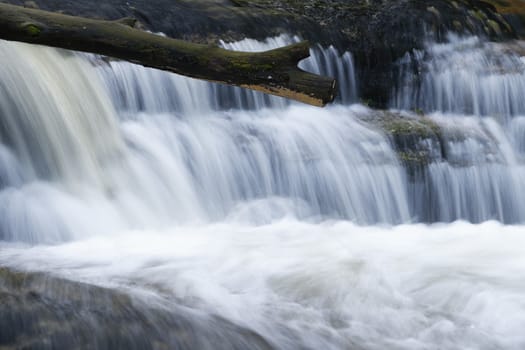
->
xmin=0 ymin=3 xmax=337 ymax=106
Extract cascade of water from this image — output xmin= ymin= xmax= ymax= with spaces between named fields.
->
xmin=404 ymin=115 xmax=525 ymax=223
xmin=387 ymin=34 xmax=525 ymax=223
xmin=392 ymin=35 xmax=525 ymax=119
xmin=0 ymin=43 xmax=124 ymax=186
xmin=0 ymin=42 xmax=131 ymax=242
xmin=0 ymin=38 xmax=403 ymax=244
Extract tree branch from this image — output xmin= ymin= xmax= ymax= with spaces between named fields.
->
xmin=0 ymin=3 xmax=337 ymax=106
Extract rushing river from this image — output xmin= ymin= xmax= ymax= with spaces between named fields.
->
xmin=1 ymin=34 xmax=525 ymax=349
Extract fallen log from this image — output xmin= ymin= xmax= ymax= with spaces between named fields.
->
xmin=0 ymin=3 xmax=336 ymax=106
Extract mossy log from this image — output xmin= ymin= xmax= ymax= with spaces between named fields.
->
xmin=0 ymin=3 xmax=336 ymax=106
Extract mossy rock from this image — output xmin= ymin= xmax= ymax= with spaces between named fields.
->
xmin=359 ymin=110 xmax=444 ymax=170
xmin=380 ymin=116 xmax=441 ymax=139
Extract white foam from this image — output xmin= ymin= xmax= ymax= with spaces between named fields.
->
xmin=2 ymin=220 xmax=525 ymax=349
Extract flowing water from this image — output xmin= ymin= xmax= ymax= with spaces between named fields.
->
xmin=1 ymin=33 xmax=525 ymax=349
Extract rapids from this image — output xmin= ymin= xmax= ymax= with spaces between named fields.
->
xmin=3 ymin=221 xmax=525 ymax=350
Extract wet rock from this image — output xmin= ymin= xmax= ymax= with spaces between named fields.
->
xmin=0 ymin=267 xmax=273 ymax=350
xmin=360 ymin=110 xmax=444 ymax=177
xmin=484 ymin=0 xmax=525 ymax=38
xmin=23 ymin=0 xmax=37 ymax=8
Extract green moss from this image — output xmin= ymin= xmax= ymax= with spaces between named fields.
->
xmin=24 ymin=23 xmax=41 ymax=36
xmin=373 ymin=114 xmax=443 ymax=166
xmin=360 ymin=98 xmax=373 ymax=107
xmin=381 ymin=117 xmax=440 ymax=138
xmin=494 ymin=13 xmax=513 ymax=33
xmin=487 ymin=19 xmax=502 ymax=35
xmin=475 ymin=9 xmax=488 ymax=21
xmin=398 ymin=151 xmax=430 ymax=164
xmin=426 ymin=6 xmax=441 ymax=18
xmin=229 ymin=59 xmax=274 ymax=72
xmin=239 ymin=62 xmax=266 ymax=69
xmin=0 ymin=267 xmax=29 ymax=289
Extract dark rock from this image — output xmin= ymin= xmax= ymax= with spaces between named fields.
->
xmin=0 ymin=267 xmax=273 ymax=350
xmin=484 ymin=0 xmax=525 ymax=38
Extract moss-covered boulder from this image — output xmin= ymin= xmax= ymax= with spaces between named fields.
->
xmin=361 ymin=109 xmax=508 ymax=181
xmin=360 ymin=110 xmax=444 ymax=176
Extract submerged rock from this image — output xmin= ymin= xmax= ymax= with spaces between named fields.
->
xmin=0 ymin=267 xmax=273 ymax=350
xmin=359 ymin=109 xmax=507 ymax=175
xmin=359 ymin=110 xmax=444 ymax=177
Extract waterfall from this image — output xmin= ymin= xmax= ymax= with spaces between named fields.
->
xmin=406 ymin=115 xmax=525 ymax=223
xmin=3 ymin=32 xmax=525 ymax=350
xmin=389 ymin=34 xmax=525 ymax=223
xmin=0 ymin=42 xmax=129 ymax=243
xmin=0 ymin=43 xmax=124 ymax=186
xmin=392 ymin=34 xmax=525 ymax=119
xmin=3 ymin=33 xmax=525 ymax=245
xmin=0 ymin=38 xmax=402 ymax=244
